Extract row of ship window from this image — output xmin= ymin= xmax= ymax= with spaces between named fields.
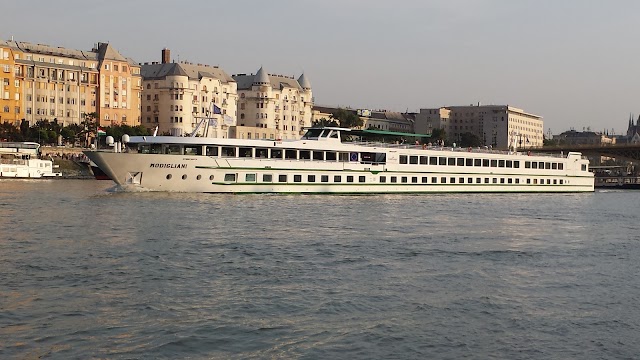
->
xmin=399 ymin=155 xmax=564 ymax=170
xmin=165 ymin=173 xmax=566 ymax=185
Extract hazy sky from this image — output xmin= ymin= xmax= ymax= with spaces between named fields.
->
xmin=4 ymin=0 xmax=639 ymax=134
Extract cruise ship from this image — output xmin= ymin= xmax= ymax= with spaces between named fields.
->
xmin=84 ymin=127 xmax=594 ymax=193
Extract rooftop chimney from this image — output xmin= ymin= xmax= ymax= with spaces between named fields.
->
xmin=162 ymin=48 xmax=170 ymax=64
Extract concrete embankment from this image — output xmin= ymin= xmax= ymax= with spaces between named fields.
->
xmin=42 ymin=146 xmax=94 ymax=179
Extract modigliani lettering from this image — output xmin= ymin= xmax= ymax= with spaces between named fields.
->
xmin=149 ymin=163 xmax=187 ymax=169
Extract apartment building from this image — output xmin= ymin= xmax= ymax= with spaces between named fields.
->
xmin=95 ymin=42 xmax=142 ymax=127
xmin=0 ymin=41 xmax=23 ymax=125
xmin=140 ymin=49 xmax=238 ymax=137
xmin=416 ymin=104 xmax=544 ymax=149
xmin=233 ymin=68 xmax=313 ymax=140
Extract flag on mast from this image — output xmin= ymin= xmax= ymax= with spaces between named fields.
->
xmin=213 ymin=104 xmax=222 ymax=114
xmin=97 ymin=127 xmax=106 ymax=135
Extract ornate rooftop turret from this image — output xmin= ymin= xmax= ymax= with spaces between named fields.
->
xmin=253 ymin=66 xmax=270 ymax=86
xmin=298 ymin=73 xmax=311 ymax=90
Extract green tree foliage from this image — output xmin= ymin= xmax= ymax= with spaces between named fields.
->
xmin=312 ymin=117 xmax=339 ymax=127
xmin=431 ymin=128 xmax=447 ymax=143
xmin=459 ymin=132 xmax=483 ymax=147
xmin=330 ymin=109 xmax=364 ymax=129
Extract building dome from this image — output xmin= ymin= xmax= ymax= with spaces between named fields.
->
xmin=298 ymin=73 xmax=311 ymax=90
xmin=253 ymin=66 xmax=270 ymax=86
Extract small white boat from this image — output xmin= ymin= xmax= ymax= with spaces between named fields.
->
xmin=0 ymin=142 xmax=62 ymax=178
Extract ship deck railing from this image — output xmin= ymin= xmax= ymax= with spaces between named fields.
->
xmin=345 ymin=140 xmax=567 ymax=158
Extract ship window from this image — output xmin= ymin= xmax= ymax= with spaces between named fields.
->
xmin=553 ymin=179 xmax=557 ymax=184
xmin=321 ymin=175 xmax=329 ymax=182
xmin=420 ymin=156 xmax=428 ymax=165
xmin=515 ymin=178 xmax=519 ymax=184
xmin=279 ymin=175 xmax=287 ymax=182
xmin=256 ymin=148 xmax=268 ymax=158
xmin=457 ymin=158 xmax=465 ymax=166
xmin=326 ymin=152 xmax=337 ymax=161
xmin=166 ymin=174 xmax=172 ymax=180
xmin=184 ymin=146 xmax=202 ymax=155
xmin=334 ymin=175 xmax=342 ymax=182
xmin=206 ymin=146 xmax=219 ymax=156
xmin=547 ymin=179 xmax=551 ymax=184
xmin=506 ymin=160 xmax=512 ymax=168
xmin=313 ymin=151 xmax=323 ymax=161
xmin=339 ymin=152 xmax=349 ymax=162
xmin=531 ymin=162 xmax=538 ymax=169
xmin=493 ymin=178 xmax=497 ymax=183
xmin=245 ymin=173 xmax=256 ymax=182
xmin=491 ymin=160 xmax=497 ymax=167
xmin=432 ymin=177 xmax=437 ymax=183
xmin=210 ymin=175 xmax=214 ymax=181
xmin=476 ymin=178 xmax=481 ymax=183
xmin=390 ymin=176 xmax=397 ymax=183
xmin=422 ymin=177 xmax=428 ymax=183
xmin=182 ymin=174 xmax=187 ymax=180
xmin=441 ymin=177 xmax=446 ymax=183
xmin=308 ymin=175 xmax=316 ymax=182
xmin=412 ymin=177 xmax=418 ymax=183
xmin=527 ymin=179 xmax=531 ymax=184
xmin=347 ymin=176 xmax=354 ymax=183
xmin=485 ymin=178 xmax=489 ymax=183
xmin=533 ymin=179 xmax=538 ymax=184
xmin=466 ymin=158 xmax=473 ymax=166
xmin=165 ymin=145 xmax=181 ymax=154
xmin=399 ymin=155 xmax=408 ymax=164
xmin=224 ymin=173 xmax=236 ymax=182
xmin=285 ymin=149 xmax=297 ymax=159
xmin=558 ymin=163 xmax=564 ymax=170
xmin=474 ymin=159 xmax=481 ymax=167
xmin=538 ymin=162 xmax=544 ymax=169
xmin=358 ymin=176 xmax=365 ymax=183
xmin=409 ymin=156 xmax=418 ymax=164
xmin=545 ymin=163 xmax=551 ymax=169
xmin=514 ymin=161 xmax=520 ymax=168
xmin=196 ymin=175 xmax=201 ymax=180
xmin=560 ymin=179 xmax=564 ymax=184
xmin=271 ymin=149 xmax=283 ymax=159
xmin=525 ymin=161 xmax=531 ymax=168
xmin=294 ymin=175 xmax=302 ymax=182
xmin=439 ymin=157 xmax=446 ymax=165
xmin=299 ymin=150 xmax=311 ymax=160
xmin=507 ymin=178 xmax=512 ymax=184
xmin=138 ymin=144 xmax=151 ymax=154
xmin=239 ymin=147 xmax=252 ymax=158
xmin=263 ymin=174 xmax=272 ymax=182
xmin=459 ymin=177 xmax=464 ymax=183
xmin=498 ymin=160 xmax=505 ymax=167
xmin=222 ymin=146 xmax=236 ymax=157
xmin=450 ymin=177 xmax=455 ymax=183
xmin=380 ymin=176 xmax=386 ymax=183
xmin=552 ymin=163 xmax=557 ymax=170
xmin=429 ymin=157 xmax=438 ymax=165
xmin=448 ymin=158 xmax=456 ymax=166
xmin=482 ymin=159 xmax=489 ymax=167
xmin=468 ymin=178 xmax=473 ymax=183
xmin=402 ymin=176 xmax=408 ymax=183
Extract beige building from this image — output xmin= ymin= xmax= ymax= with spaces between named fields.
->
xmin=415 ymin=104 xmax=544 ymax=149
xmin=554 ymin=130 xmax=615 ymax=145
xmin=233 ymin=68 xmax=313 ymax=140
xmin=96 ymin=43 xmax=142 ymax=127
xmin=141 ymin=49 xmax=238 ymax=137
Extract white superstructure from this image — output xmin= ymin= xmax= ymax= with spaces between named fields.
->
xmin=84 ymin=128 xmax=594 ymax=193
xmin=0 ymin=142 xmax=62 ymax=178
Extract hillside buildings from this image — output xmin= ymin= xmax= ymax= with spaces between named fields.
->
xmin=0 ymin=39 xmax=140 ymax=127
xmin=554 ymin=129 xmax=616 ymax=145
xmin=415 ymin=104 xmax=544 ymax=150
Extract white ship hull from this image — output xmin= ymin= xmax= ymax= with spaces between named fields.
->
xmin=85 ymin=129 xmax=594 ymax=193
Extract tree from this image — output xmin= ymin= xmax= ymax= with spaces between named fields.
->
xmin=431 ymin=128 xmax=447 ymax=144
xmin=312 ymin=117 xmax=338 ymax=127
xmin=330 ymin=109 xmax=363 ymax=129
xmin=459 ymin=132 xmax=482 ymax=147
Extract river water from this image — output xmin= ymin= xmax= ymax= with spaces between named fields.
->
xmin=0 ymin=180 xmax=638 ymax=359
